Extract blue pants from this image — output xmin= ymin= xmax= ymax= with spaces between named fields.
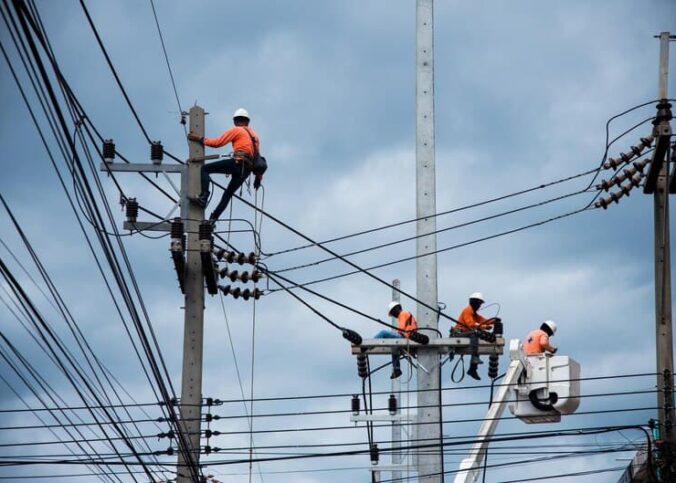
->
xmin=375 ymin=330 xmax=402 ymax=371
xmin=200 ymin=158 xmax=251 ymax=221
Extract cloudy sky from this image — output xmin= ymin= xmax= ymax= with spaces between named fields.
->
xmin=1 ymin=1 xmax=675 ymax=482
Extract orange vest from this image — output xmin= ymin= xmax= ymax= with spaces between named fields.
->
xmin=523 ymin=329 xmax=550 ymax=355
xmin=454 ymin=305 xmax=488 ymax=332
xmin=397 ymin=310 xmax=417 ymax=338
xmin=203 ymin=126 xmax=259 ymax=158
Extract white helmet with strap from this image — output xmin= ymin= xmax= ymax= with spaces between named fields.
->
xmin=542 ymin=320 xmax=557 ymax=335
xmin=387 ymin=301 xmax=402 ymax=315
xmin=469 ymin=292 xmax=485 ymax=302
xmin=233 ymin=108 xmax=250 ymax=120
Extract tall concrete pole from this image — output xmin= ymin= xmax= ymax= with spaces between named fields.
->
xmin=654 ymin=32 xmax=675 ymax=481
xmin=391 ymin=279 xmax=403 ymax=481
xmin=177 ymin=106 xmax=206 ymax=483
xmin=415 ymin=1 xmax=442 ymax=481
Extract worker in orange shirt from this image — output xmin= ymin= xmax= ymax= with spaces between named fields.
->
xmin=374 ymin=302 xmax=419 ymax=379
xmin=451 ymin=292 xmax=498 ymax=381
xmin=187 ymin=108 xmax=263 ymax=222
xmin=523 ymin=320 xmax=558 ymax=355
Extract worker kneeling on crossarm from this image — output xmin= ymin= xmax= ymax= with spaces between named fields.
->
xmin=523 ymin=320 xmax=558 ymax=355
xmin=374 ymin=302 xmax=418 ymax=379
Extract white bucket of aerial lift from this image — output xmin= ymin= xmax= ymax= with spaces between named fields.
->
xmin=508 ymin=339 xmax=581 ymax=423
xmin=453 ymin=340 xmax=582 ymax=483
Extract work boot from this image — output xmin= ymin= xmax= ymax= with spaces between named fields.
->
xmin=390 ymin=368 xmax=402 ymax=379
xmin=188 ymin=194 xmax=208 ymax=208
xmin=467 ymin=365 xmax=481 ymax=381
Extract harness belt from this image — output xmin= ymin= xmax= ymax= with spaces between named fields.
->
xmin=232 ymin=150 xmax=253 ymax=170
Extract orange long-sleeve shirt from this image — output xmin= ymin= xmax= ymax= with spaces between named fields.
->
xmin=397 ymin=310 xmax=418 ymax=338
xmin=523 ymin=329 xmax=556 ymax=355
xmin=454 ymin=305 xmax=491 ymax=332
xmin=203 ymin=126 xmax=259 ymax=158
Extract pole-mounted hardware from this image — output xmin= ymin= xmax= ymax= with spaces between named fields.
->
xmin=170 ymin=217 xmax=186 ymax=293
xmin=645 ymin=99 xmax=673 ymax=193
xmin=199 ymin=221 xmax=218 ymax=295
xmin=102 ymin=139 xmax=115 ymax=163
xmin=151 ymin=141 xmax=164 ymax=165
xmin=125 ymin=198 xmax=138 ymax=223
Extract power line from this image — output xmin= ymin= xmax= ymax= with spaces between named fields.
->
xmin=148 ymin=0 xmax=185 ymax=133
xmin=264 ymin=101 xmax=662 ymax=258
xmin=265 ymin=204 xmax=594 ymax=292
xmin=3 ymin=3 xmax=200 ymax=478
xmin=272 ymin=187 xmax=593 ymax=274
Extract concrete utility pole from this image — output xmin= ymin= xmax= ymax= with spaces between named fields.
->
xmin=415 ymin=0 xmax=442 ymax=481
xmin=99 ymin=105 xmax=211 ymax=481
xmin=651 ymin=32 xmax=675 ymax=481
xmin=176 ymin=106 xmax=207 ymax=483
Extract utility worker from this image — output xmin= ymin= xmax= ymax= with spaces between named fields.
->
xmin=523 ymin=320 xmax=558 ymax=355
xmin=187 ymin=108 xmax=263 ymax=223
xmin=374 ymin=302 xmax=418 ymax=379
xmin=451 ymin=292 xmax=497 ymax=381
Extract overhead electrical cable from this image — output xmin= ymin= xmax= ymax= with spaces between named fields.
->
xmin=4 ymin=2 xmax=200 ymax=478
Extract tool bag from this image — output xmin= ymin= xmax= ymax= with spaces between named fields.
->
xmin=242 ymin=127 xmax=267 ymax=176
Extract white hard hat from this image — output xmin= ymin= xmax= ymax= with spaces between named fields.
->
xmin=469 ymin=292 xmax=485 ymax=302
xmin=387 ymin=301 xmax=402 ymax=314
xmin=233 ymin=108 xmax=250 ymax=120
xmin=543 ymin=320 xmax=557 ymax=335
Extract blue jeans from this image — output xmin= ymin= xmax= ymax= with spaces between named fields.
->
xmin=375 ymin=330 xmax=402 ymax=371
xmin=200 ymin=158 xmax=251 ymax=221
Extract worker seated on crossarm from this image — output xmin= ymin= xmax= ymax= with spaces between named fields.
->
xmin=374 ymin=302 xmax=418 ymax=380
xmin=187 ymin=108 xmax=264 ymax=223
xmin=451 ymin=292 xmax=499 ymax=381
xmin=523 ymin=320 xmax=558 ymax=355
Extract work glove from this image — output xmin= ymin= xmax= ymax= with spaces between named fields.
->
xmin=187 ymin=132 xmax=203 ymax=144
xmin=253 ymin=175 xmax=262 ymax=190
